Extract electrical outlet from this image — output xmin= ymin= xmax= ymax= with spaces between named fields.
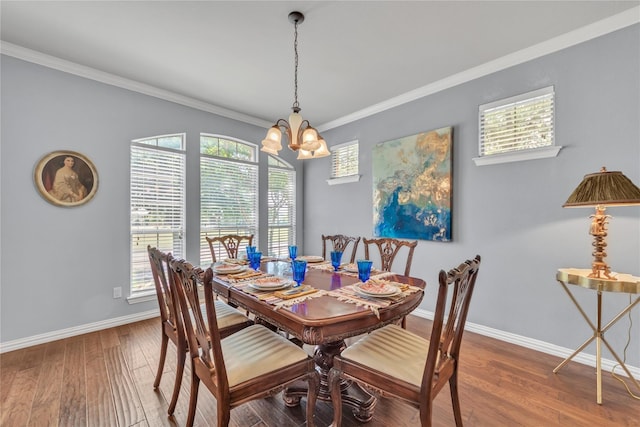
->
xmin=113 ymin=287 xmax=122 ymax=299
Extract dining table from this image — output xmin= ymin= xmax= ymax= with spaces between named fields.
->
xmin=209 ymin=258 xmax=426 ymax=422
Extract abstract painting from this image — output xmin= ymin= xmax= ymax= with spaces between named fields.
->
xmin=372 ymin=127 xmax=452 ymax=241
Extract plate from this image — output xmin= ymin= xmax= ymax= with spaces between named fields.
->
xmin=355 ymin=282 xmax=401 ymax=297
xmin=343 ymin=263 xmax=358 ymax=273
xmin=213 ymin=264 xmax=245 ymax=274
xmin=299 ymin=255 xmax=324 ymax=263
xmin=248 ymin=277 xmax=294 ymax=291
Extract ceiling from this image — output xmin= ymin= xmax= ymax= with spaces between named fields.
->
xmin=2 ymin=1 xmax=639 ymax=131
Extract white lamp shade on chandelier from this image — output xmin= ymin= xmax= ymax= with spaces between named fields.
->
xmin=260 ymin=11 xmax=330 ymax=159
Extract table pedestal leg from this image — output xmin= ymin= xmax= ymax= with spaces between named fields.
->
xmin=283 ymin=340 xmax=376 ymax=422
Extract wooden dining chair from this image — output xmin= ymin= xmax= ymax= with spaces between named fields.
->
xmin=328 ymin=255 xmax=481 ymax=427
xmin=206 ymin=234 xmax=254 ymax=263
xmin=363 ymin=237 xmax=418 ymax=276
xmin=170 ymin=259 xmax=320 ymax=427
xmin=322 ymin=234 xmax=361 ymax=263
xmin=147 ymin=246 xmax=252 ymax=415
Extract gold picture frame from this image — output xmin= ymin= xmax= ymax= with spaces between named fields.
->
xmin=34 ymin=150 xmax=98 ymax=207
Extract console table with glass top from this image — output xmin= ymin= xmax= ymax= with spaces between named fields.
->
xmin=553 ymin=268 xmax=640 ymax=404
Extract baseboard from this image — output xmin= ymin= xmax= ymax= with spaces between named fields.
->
xmin=411 ymin=308 xmax=640 ymax=378
xmin=2 ymin=307 xmax=639 ymax=379
xmin=0 ymin=309 xmax=159 ymax=353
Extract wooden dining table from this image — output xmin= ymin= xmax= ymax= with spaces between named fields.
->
xmin=209 ymin=259 xmax=426 ymax=421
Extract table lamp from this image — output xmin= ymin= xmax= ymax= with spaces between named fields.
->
xmin=563 ymin=167 xmax=640 ymax=279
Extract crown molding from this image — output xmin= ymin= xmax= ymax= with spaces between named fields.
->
xmin=318 ymin=6 xmax=640 ymax=132
xmin=0 ymin=41 xmax=272 ymax=129
xmin=1 ymin=6 xmax=638 ymax=133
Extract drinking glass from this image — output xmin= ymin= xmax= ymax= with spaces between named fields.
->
xmin=249 ymin=251 xmax=262 ymax=270
xmin=246 ymin=245 xmax=256 ymax=260
xmin=288 ymin=245 xmax=298 ymax=260
xmin=330 ymin=251 xmax=343 ymax=271
xmin=292 ymin=259 xmax=307 ymax=287
xmin=357 ymin=259 xmax=373 ymax=282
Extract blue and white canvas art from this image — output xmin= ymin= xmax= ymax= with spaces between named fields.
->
xmin=372 ymin=127 xmax=452 ymax=242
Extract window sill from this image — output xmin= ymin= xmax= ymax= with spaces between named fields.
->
xmin=127 ymin=291 xmax=157 ymax=304
xmin=327 ymin=175 xmax=361 ymax=186
xmin=472 ymin=146 xmax=562 ymax=166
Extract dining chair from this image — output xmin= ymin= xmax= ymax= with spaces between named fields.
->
xmin=363 ymin=237 xmax=418 ymax=328
xmin=206 ymin=234 xmax=254 ymax=263
xmin=169 ymin=259 xmax=320 ymax=427
xmin=147 ymin=246 xmax=252 ymax=415
xmin=322 ymin=234 xmax=361 ymax=263
xmin=328 ymin=255 xmax=481 ymax=427
xmin=363 ymin=237 xmax=418 ymax=276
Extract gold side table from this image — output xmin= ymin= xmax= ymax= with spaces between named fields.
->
xmin=553 ymin=268 xmax=640 ymax=404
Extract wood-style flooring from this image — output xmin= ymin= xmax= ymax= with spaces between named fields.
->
xmin=1 ymin=315 xmax=638 ymax=426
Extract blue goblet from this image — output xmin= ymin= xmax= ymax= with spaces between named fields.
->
xmin=288 ymin=245 xmax=298 ymax=261
xmin=357 ymin=259 xmax=373 ymax=282
xmin=249 ymin=251 xmax=262 ymax=271
xmin=291 ymin=259 xmax=307 ymax=287
xmin=330 ymin=251 xmax=343 ymax=271
xmin=246 ymin=245 xmax=256 ymax=259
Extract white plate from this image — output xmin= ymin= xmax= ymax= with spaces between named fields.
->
xmin=354 ymin=283 xmax=401 ymax=297
xmin=299 ymin=255 xmax=324 ymax=263
xmin=248 ymin=277 xmax=294 ymax=290
xmin=343 ymin=263 xmax=358 ymax=273
xmin=213 ymin=264 xmax=245 ymax=274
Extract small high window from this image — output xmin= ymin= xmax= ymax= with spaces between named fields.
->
xmin=327 ymin=140 xmax=360 ymax=185
xmin=474 ymin=86 xmax=560 ymax=165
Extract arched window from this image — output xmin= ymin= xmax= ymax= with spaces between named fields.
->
xmin=267 ymin=155 xmax=296 ymax=258
xmin=200 ymin=134 xmax=258 ymax=264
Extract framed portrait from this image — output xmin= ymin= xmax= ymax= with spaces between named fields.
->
xmin=34 ymin=150 xmax=98 ymax=207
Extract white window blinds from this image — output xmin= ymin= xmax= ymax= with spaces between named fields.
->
xmin=479 ymin=86 xmax=555 ymax=157
xmin=331 ymin=141 xmax=359 ymax=178
xmin=130 ymin=134 xmax=185 ymax=295
xmin=200 ymin=135 xmax=258 ymax=265
xmin=268 ymin=156 xmax=296 ymax=258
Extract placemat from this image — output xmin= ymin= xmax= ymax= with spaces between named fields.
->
xmin=327 ymin=282 xmax=422 ymax=318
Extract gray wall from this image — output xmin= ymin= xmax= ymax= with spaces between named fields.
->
xmin=304 ymin=25 xmax=640 ymax=367
xmin=1 ymin=25 xmax=638 ymax=370
xmin=0 ymin=55 xmax=304 ymax=342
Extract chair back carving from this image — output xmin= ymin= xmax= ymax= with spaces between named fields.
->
xmin=322 ymin=234 xmax=361 ymax=263
xmin=147 ymin=246 xmax=178 ymax=332
xmin=363 ymin=237 xmax=418 ymax=276
xmin=170 ymin=259 xmax=224 ymax=381
xmin=422 ymin=255 xmax=481 ymax=405
xmin=206 ymin=234 xmax=254 ymax=263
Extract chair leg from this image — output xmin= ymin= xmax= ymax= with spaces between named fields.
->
xmin=449 ymin=370 xmax=463 ymax=426
xmin=401 ymin=316 xmax=407 ymax=329
xmin=216 ymin=398 xmax=231 ymax=427
xmin=186 ymin=370 xmax=200 ymax=427
xmin=167 ymin=347 xmax=186 ymax=415
xmin=306 ymin=370 xmax=320 ymax=427
xmin=327 ymin=368 xmax=343 ymax=427
xmin=153 ymin=332 xmax=169 ymax=389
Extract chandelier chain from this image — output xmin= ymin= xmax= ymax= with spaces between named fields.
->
xmin=293 ymin=19 xmax=299 ymax=110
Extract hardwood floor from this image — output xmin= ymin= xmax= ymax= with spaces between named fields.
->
xmin=1 ymin=315 xmax=638 ymax=426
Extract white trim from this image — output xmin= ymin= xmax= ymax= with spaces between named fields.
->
xmin=412 ymin=307 xmax=640 ymax=378
xmin=327 ymin=175 xmax=361 ymax=185
xmin=472 ymin=145 xmax=562 ymax=166
xmin=2 ymin=8 xmax=637 ymax=133
xmin=317 ymin=7 xmax=640 ymax=132
xmin=0 ymin=41 xmax=272 ymax=129
xmin=0 ymin=309 xmax=159 ymax=354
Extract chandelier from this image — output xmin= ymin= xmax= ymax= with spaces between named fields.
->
xmin=261 ymin=11 xmax=330 ymax=159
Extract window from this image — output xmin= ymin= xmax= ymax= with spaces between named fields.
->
xmin=200 ymin=135 xmax=258 ymax=265
xmin=267 ymin=156 xmax=296 ymax=258
xmin=475 ymin=86 xmax=560 ymax=166
xmin=130 ymin=134 xmax=185 ymax=296
xmin=327 ymin=140 xmax=360 ymax=185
